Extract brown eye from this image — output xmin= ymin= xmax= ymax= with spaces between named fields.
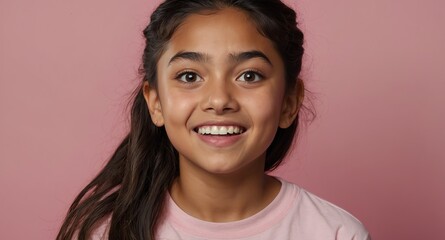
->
xmin=176 ymin=71 xmax=202 ymax=83
xmin=237 ymin=71 xmax=263 ymax=82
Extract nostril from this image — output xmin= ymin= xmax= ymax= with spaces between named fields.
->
xmin=223 ymin=107 xmax=234 ymax=112
xmin=201 ymin=92 xmax=240 ymax=114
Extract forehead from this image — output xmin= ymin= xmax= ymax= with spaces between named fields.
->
xmin=163 ymin=7 xmax=279 ymax=60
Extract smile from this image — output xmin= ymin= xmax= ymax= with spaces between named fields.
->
xmin=195 ymin=126 xmax=245 ymax=135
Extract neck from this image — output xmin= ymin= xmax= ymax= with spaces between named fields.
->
xmin=170 ymin=159 xmax=281 ymax=222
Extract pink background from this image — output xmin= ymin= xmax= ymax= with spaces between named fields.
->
xmin=1 ymin=0 xmax=444 ymax=239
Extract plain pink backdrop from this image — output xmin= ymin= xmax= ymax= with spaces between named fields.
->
xmin=1 ymin=0 xmax=444 ymax=239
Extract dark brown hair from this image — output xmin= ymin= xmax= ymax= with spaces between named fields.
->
xmin=57 ymin=0 xmax=307 ymax=239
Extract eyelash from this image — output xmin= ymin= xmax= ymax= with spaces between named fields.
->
xmin=236 ymin=69 xmax=264 ymax=83
xmin=175 ymin=70 xmax=202 ymax=84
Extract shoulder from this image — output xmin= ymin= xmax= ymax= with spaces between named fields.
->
xmin=280 ymin=179 xmax=371 ymax=239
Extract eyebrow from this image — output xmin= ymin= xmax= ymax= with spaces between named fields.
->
xmin=168 ymin=50 xmax=272 ymax=66
xmin=230 ymin=50 xmax=272 ymax=66
xmin=168 ymin=51 xmax=208 ymax=65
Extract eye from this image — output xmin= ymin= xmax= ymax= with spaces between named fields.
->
xmin=176 ymin=71 xmax=203 ymax=83
xmin=237 ymin=70 xmax=263 ymax=82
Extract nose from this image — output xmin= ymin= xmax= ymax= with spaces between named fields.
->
xmin=200 ymin=78 xmax=239 ymax=115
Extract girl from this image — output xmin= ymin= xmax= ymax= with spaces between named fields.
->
xmin=58 ymin=0 xmax=370 ymax=239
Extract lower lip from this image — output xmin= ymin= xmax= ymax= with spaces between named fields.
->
xmin=195 ymin=132 xmax=244 ymax=148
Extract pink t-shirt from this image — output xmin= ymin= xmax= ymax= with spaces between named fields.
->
xmin=92 ymin=178 xmax=370 ymax=239
xmin=155 ymin=178 xmax=370 ymax=239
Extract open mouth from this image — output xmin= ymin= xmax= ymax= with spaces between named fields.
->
xmin=194 ymin=126 xmax=246 ymax=136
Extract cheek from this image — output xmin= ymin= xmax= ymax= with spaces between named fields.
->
xmin=159 ymin=88 xmax=198 ymax=125
xmin=246 ymin=87 xmax=284 ymax=124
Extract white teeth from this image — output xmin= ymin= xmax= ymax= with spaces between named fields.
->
xmin=196 ymin=126 xmax=244 ymax=135
xmin=211 ymin=126 xmax=219 ymax=135
xmin=220 ymin=126 xmax=228 ymax=135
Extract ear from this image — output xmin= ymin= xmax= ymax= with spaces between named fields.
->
xmin=142 ymin=82 xmax=164 ymax=127
xmin=279 ymin=79 xmax=304 ymax=128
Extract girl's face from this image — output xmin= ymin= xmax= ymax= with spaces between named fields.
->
xmin=144 ymin=8 xmax=297 ymax=177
